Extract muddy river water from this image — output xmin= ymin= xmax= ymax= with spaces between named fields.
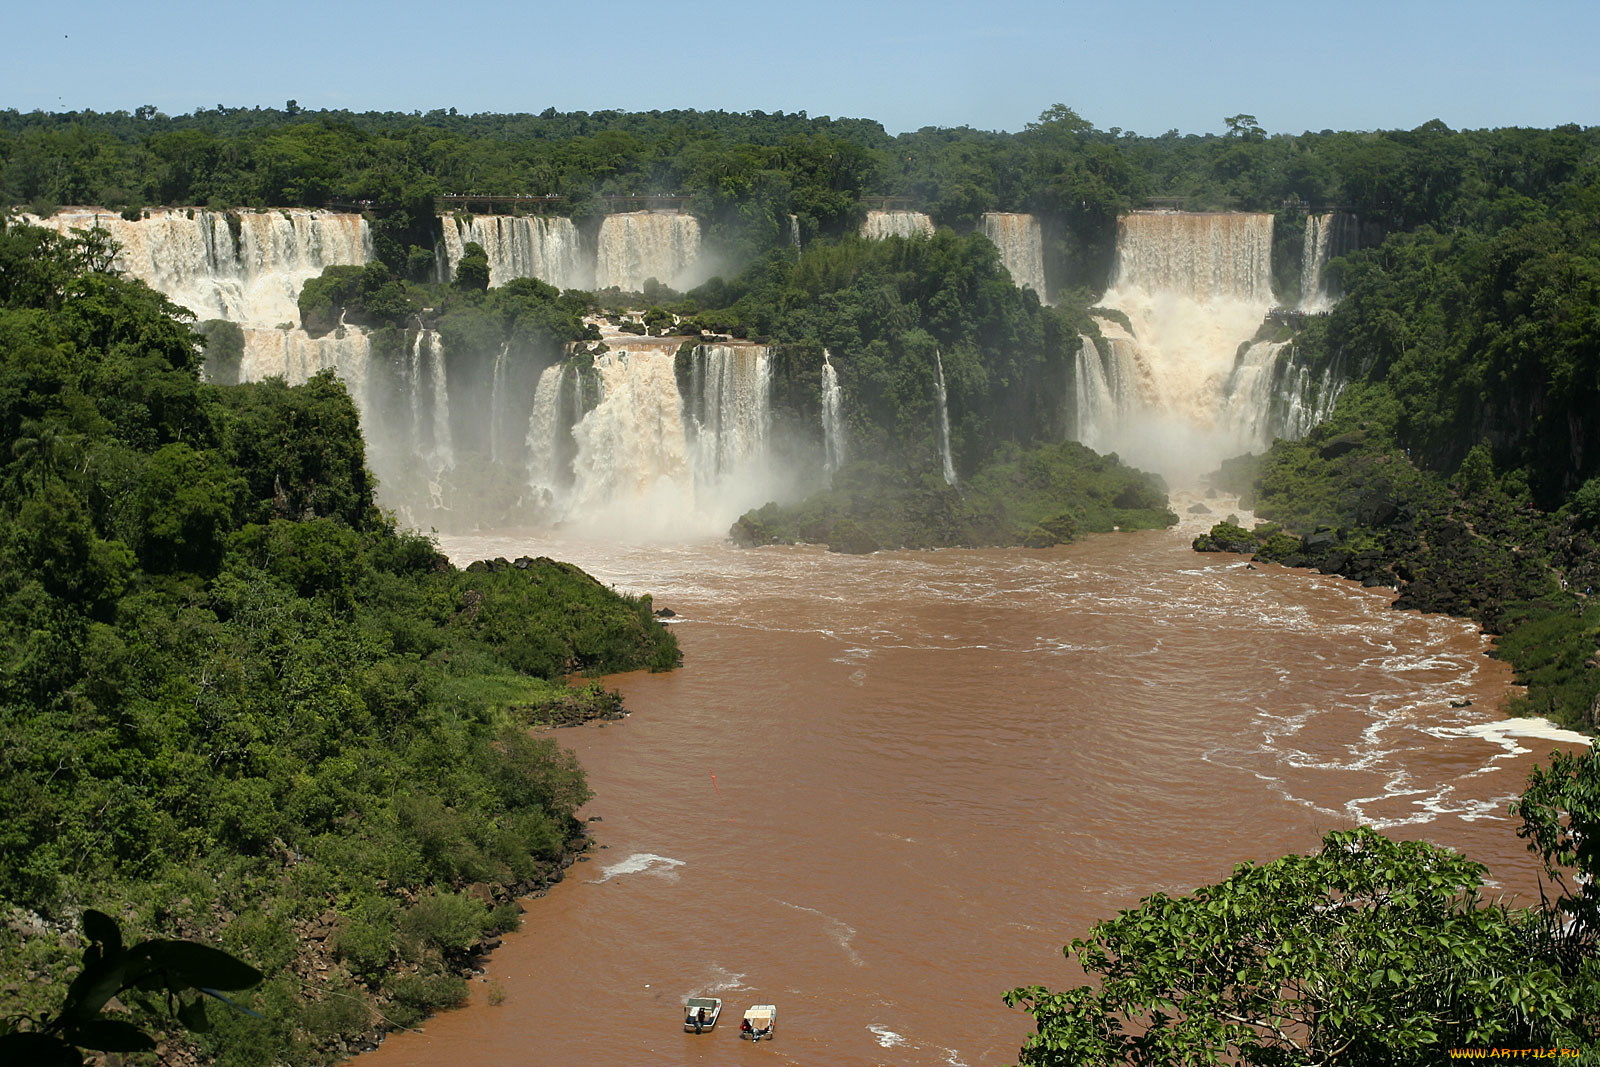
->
xmin=362 ymin=519 xmax=1584 ymax=1066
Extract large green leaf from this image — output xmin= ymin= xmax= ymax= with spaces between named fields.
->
xmin=130 ymin=940 xmax=263 ymax=991
xmin=79 ymin=910 xmax=122 ymax=956
xmin=176 ymin=995 xmax=213 ymax=1034
xmin=60 ymin=1019 xmax=156 ymax=1053
xmin=0 ymin=1031 xmax=85 ymax=1065
xmin=60 ymin=955 xmax=128 ymax=1021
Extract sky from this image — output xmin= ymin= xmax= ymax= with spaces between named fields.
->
xmin=7 ymin=0 xmax=1597 ymax=136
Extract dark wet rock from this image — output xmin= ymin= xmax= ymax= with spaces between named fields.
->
xmin=513 ymin=685 xmax=625 ymax=727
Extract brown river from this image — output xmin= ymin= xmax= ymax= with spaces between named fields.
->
xmin=363 ymin=515 xmax=1587 ymax=1066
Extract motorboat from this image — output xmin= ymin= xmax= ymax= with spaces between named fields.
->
xmin=683 ymin=996 xmax=721 ymax=1033
xmin=740 ymin=1003 xmax=776 ymax=1041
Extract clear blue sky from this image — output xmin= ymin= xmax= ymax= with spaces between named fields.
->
xmin=9 ymin=0 xmax=1596 ymax=135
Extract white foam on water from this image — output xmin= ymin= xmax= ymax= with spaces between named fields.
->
xmin=1462 ymin=718 xmax=1593 ymax=752
xmin=594 ymin=852 xmax=685 ymax=883
xmin=777 ymin=900 xmax=864 ymax=966
xmin=869 ymin=1024 xmax=909 ymax=1048
xmin=685 ymin=964 xmax=748 ymax=998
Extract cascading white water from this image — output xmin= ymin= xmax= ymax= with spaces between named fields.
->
xmin=30 ymin=208 xmax=371 ymax=325
xmin=1073 ymin=334 xmax=1143 ymax=456
xmin=934 ymin=351 xmax=957 ymax=486
xmin=438 ymin=214 xmax=589 ymax=290
xmin=237 ymin=326 xmax=373 ymax=414
xmin=568 ymin=341 xmax=693 ymax=529
xmin=980 ymin=213 xmax=1047 ymax=299
xmin=1112 ymin=211 xmax=1275 ymax=302
xmin=525 ymin=362 xmax=569 ymax=502
xmin=1276 ymin=357 xmax=1347 ymax=439
xmin=821 ymin=350 xmax=847 ymax=474
xmin=1218 ymin=340 xmax=1293 ymax=453
xmin=548 ymin=338 xmax=776 ymax=535
xmin=488 ymin=343 xmax=511 ymax=465
xmin=788 ymin=214 xmax=802 ymax=248
xmin=593 ymin=212 xmax=703 ymax=292
xmin=406 ymin=328 xmax=454 ymax=473
xmin=1078 ymin=211 xmax=1287 ymax=483
xmin=1299 ymin=212 xmax=1362 ymax=312
xmin=861 ymin=211 xmax=935 ymax=240
xmin=688 ymin=344 xmax=771 ymax=484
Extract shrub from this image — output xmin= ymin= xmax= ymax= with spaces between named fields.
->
xmin=398 ymin=891 xmax=487 ymax=957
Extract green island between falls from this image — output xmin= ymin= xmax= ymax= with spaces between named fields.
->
xmin=731 ymin=444 xmax=1176 ymax=553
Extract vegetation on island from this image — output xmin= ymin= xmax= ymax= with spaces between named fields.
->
xmin=733 ymin=444 xmax=1172 ymax=553
xmin=0 ymin=220 xmax=678 ymax=1065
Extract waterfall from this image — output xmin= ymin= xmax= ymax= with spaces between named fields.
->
xmin=438 ymin=214 xmax=589 ymax=290
xmin=488 ymin=342 xmax=511 ymax=464
xmin=554 ymin=339 xmax=776 ymax=534
xmin=1072 ymin=211 xmax=1298 ymax=483
xmin=406 ymin=328 xmax=453 ymax=473
xmin=525 ymin=362 xmax=569 ymax=501
xmin=569 ymin=342 xmax=693 ymax=519
xmin=236 ymin=325 xmax=372 ymax=414
xmin=1299 ymin=212 xmax=1362 ymax=312
xmin=1218 ymin=340 xmax=1292 ymax=454
xmin=861 ymin=211 xmax=935 ymax=240
xmin=1072 ymin=334 xmax=1143 ymax=454
xmin=788 ymin=214 xmax=802 ymax=248
xmin=1112 ymin=211 xmax=1275 ymax=301
xmin=1276 ymin=355 xmax=1347 ymax=439
xmin=980 ymin=213 xmax=1047 ymax=298
xmin=821 ymin=350 xmax=847 ymax=474
xmin=686 ymin=344 xmax=772 ymax=484
xmin=935 ymin=351 xmax=956 ymax=486
xmin=594 ymin=212 xmax=702 ymax=292
xmin=30 ymin=208 xmax=371 ymax=325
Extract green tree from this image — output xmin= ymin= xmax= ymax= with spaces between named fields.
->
xmin=453 ymin=241 xmax=490 ymax=291
xmin=1224 ymin=113 xmax=1265 ymax=141
xmin=1005 ymin=827 xmax=1581 ymax=1064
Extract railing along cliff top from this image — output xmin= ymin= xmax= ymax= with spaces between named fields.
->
xmin=435 ymin=193 xmax=693 ymax=214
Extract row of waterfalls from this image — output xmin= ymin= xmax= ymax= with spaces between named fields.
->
xmin=437 ymin=211 xmax=704 ymax=293
xmin=25 ymin=204 xmax=1362 ymax=533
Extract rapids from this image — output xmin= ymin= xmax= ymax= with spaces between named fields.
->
xmin=361 ymin=509 xmax=1584 ymax=1067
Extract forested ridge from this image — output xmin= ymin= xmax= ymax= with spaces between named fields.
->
xmin=6 ymin=103 xmax=1596 ymax=294
xmin=0 ymin=221 xmax=678 ymax=1063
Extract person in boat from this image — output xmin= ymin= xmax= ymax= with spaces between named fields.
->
xmin=693 ymin=1006 xmax=708 ymax=1032
xmin=741 ymin=1017 xmax=753 ymax=1037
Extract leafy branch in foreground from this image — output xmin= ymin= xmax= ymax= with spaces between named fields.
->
xmin=0 ymin=909 xmax=263 ymax=1066
xmin=1006 ymin=825 xmax=1587 ymax=1065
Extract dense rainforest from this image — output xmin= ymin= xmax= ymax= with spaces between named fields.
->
xmin=0 ymin=221 xmax=678 ymax=1063
xmin=3 ymin=102 xmax=1600 ymax=1060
